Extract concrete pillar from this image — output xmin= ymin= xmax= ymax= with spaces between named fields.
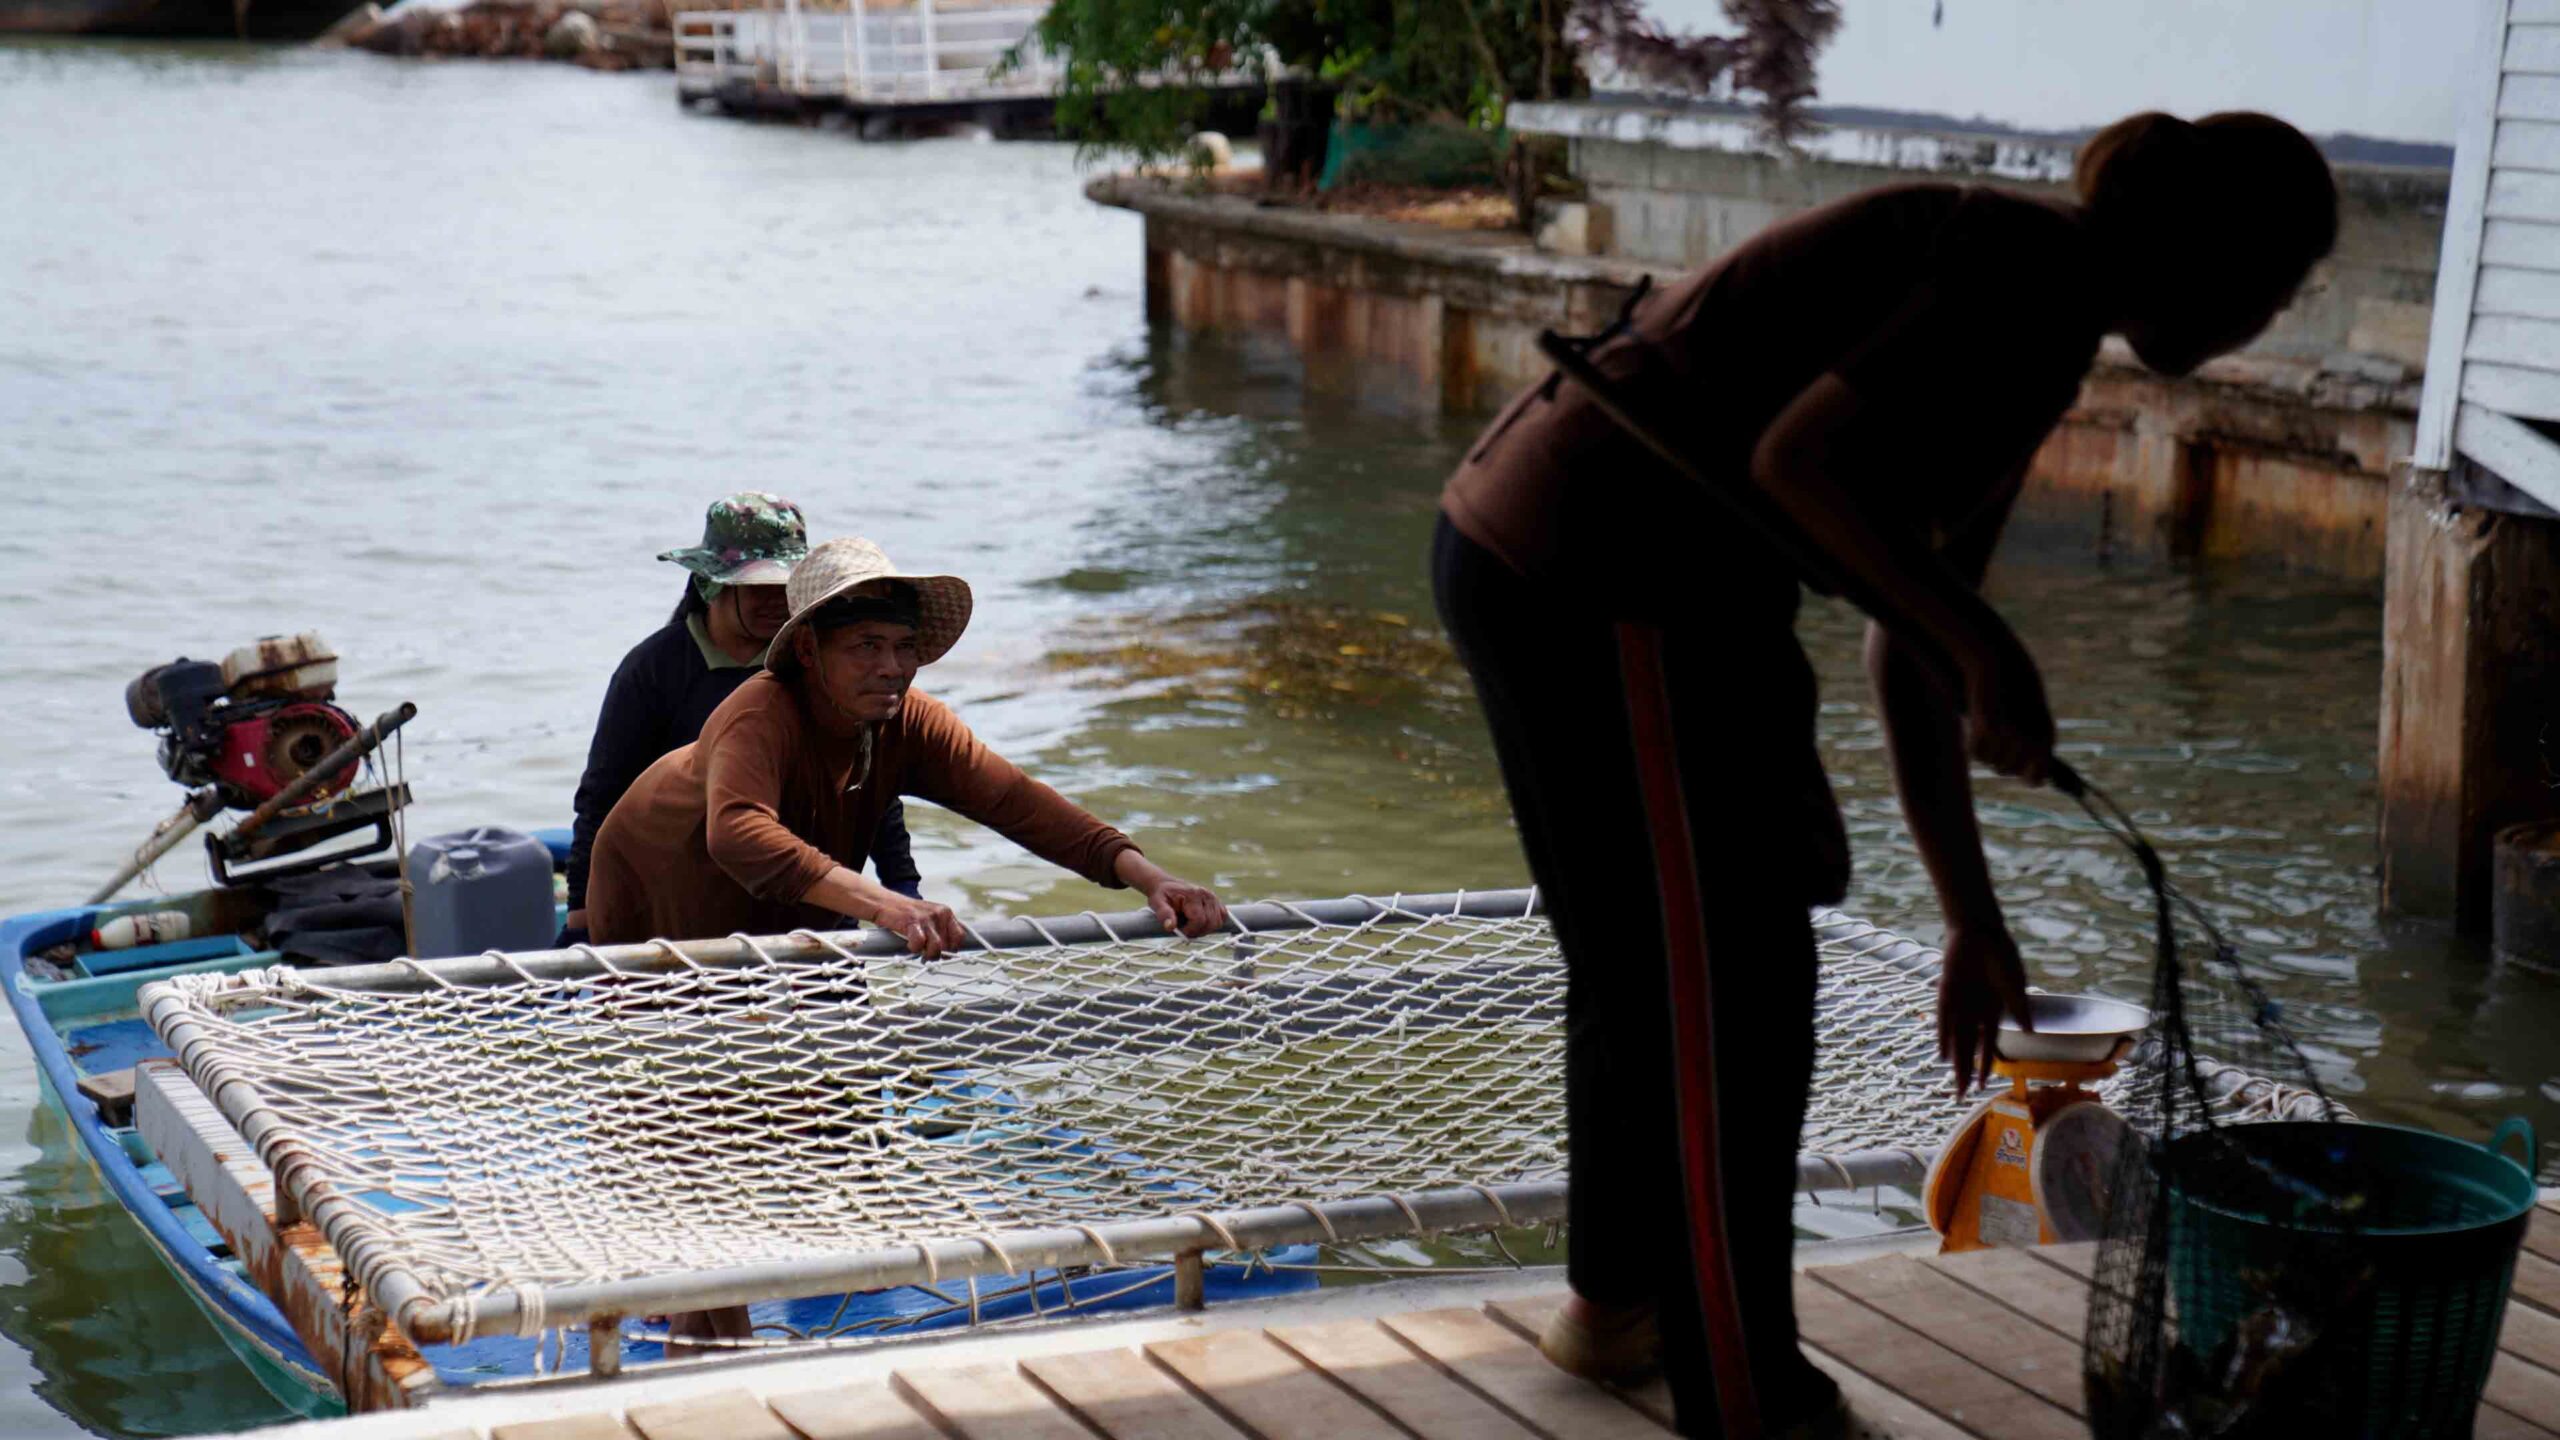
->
xmin=1144 ymin=239 xmax=1171 ymax=327
xmin=2378 ymin=464 xmax=2560 ymax=931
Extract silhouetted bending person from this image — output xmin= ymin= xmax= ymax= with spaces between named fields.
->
xmin=1432 ymin=111 xmax=2337 ymax=1437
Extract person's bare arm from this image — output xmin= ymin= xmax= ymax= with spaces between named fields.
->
xmin=1864 ymin=465 xmax=2038 ymax=1095
xmin=1751 ymin=374 xmax=2054 ymax=783
xmin=802 ymin=865 xmax=966 ymax=958
xmin=1113 ymin=850 xmax=1228 ymax=937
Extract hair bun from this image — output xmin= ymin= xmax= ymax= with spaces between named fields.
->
xmin=2075 ymin=109 xmax=2338 ymax=285
xmin=2074 ymin=111 xmax=2205 ymax=211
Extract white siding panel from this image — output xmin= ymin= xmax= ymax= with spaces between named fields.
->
xmin=2468 ymin=313 xmax=2560 ymax=367
xmin=2511 ymin=23 xmax=2560 ymax=72
xmin=2520 ymin=0 xmax=2560 ymax=21
xmin=2502 ymin=73 xmax=2560 ymax=120
xmin=2477 ymin=264 xmax=2560 ymax=318
xmin=2455 ymin=402 xmax=2560 ymax=512
xmin=2495 ymin=119 xmax=2560 ymax=172
xmin=2464 ymin=361 xmax=2560 ymax=423
xmin=2424 ymin=0 xmax=2519 ymax=469
xmin=2483 ymin=218 xmax=2560 ymax=271
xmin=2490 ymin=168 xmax=2560 ymax=219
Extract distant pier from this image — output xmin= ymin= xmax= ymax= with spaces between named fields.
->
xmin=673 ymin=0 xmax=1062 ymax=132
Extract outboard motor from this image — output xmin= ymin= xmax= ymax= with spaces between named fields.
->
xmin=103 ymin=633 xmax=414 ymax=893
xmin=125 ymin=634 xmax=361 ymax=809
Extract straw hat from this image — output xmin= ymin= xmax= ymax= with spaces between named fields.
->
xmin=767 ymin=538 xmax=973 ymax=673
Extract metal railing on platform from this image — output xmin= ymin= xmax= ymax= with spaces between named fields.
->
xmin=673 ymin=0 xmax=1059 ymax=104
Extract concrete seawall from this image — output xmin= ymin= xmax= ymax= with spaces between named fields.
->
xmin=1094 ymin=175 xmax=2424 ymax=579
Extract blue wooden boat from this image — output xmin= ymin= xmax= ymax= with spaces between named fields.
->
xmin=3 ymin=830 xmax=1316 ymax=1417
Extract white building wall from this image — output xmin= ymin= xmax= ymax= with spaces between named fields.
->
xmin=2418 ymin=0 xmax=2560 ymax=511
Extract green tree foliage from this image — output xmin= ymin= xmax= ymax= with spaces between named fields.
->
xmin=1025 ymin=0 xmax=1844 ymax=165
xmin=1024 ymin=0 xmax=1575 ymax=164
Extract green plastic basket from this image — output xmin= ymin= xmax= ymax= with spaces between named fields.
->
xmin=2165 ymin=1117 xmax=2539 ymax=1436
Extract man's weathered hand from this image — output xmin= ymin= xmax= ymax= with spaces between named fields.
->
xmin=1938 ymin=919 xmax=2033 ymax=1097
xmin=874 ymin=894 xmax=966 ymax=959
xmin=1144 ymin=876 xmax=1229 ymax=938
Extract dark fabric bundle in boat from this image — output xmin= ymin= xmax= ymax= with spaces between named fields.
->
xmin=261 ymin=866 xmax=407 ymax=967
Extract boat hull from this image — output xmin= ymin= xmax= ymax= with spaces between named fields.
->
xmin=0 ymin=0 xmax=368 ymax=41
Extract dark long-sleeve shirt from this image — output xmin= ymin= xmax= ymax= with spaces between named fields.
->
xmin=585 ymin=673 xmax=1136 ymax=945
xmin=567 ymin=617 xmax=921 ymax=909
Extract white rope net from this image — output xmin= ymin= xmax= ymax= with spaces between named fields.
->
xmin=142 ymin=894 xmax=2328 ymax=1339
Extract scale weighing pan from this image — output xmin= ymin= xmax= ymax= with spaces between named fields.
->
xmin=1996 ymin=993 xmax=2150 ymax=1064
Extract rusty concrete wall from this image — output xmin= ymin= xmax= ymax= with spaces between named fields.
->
xmin=1130 ymin=194 xmax=1647 ymax=414
xmin=1100 ymin=177 xmax=2412 ymax=580
xmin=2019 ymin=363 xmax=2411 ymax=574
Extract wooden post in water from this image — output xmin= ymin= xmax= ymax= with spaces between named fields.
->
xmin=2383 ymin=0 xmax=2560 ymax=930
xmin=917 ymin=0 xmax=937 ymax=101
xmin=850 ymin=0 xmax=868 ymax=97
xmin=2379 ymin=467 xmax=2560 ymax=930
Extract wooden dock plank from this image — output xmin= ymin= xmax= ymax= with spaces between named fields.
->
xmin=1793 ymin=1273 xmax=2080 ymax=1440
xmin=1023 ymin=1347 xmax=1246 ymax=1440
xmin=1268 ymin=1317 xmax=1543 ymax=1440
xmin=2502 ymin=1296 xmax=2560 ymax=1374
xmin=2480 ymin=1403 xmax=2560 ymax=1440
xmin=896 ymin=1361 xmax=1096 ymax=1440
xmin=1377 ymin=1306 xmax=1672 ymax=1439
xmin=628 ymin=1389 xmax=802 ymax=1440
xmin=2027 ymin=1243 xmax=2098 ymax=1281
xmin=1817 ymin=1257 xmax=2084 ymax=1416
xmin=1801 ymin=1349 xmax=1979 ymax=1440
xmin=2528 ymin=1205 xmax=2560 ymax=1266
xmin=2513 ymin=1251 xmax=2560 ymax=1316
xmin=493 ymin=1417 xmax=644 ymax=1440
xmin=1481 ymin=1295 xmax=1676 ymax=1427
xmin=1145 ymin=1329 xmax=1408 ymax=1440
xmin=1483 ymin=1294 xmax=1560 ymax=1341
xmin=1925 ymin=1248 xmax=2090 ymax=1341
xmin=768 ymin=1378 xmax=949 ymax=1440
xmin=2488 ymin=1352 xmax=2560 ymax=1427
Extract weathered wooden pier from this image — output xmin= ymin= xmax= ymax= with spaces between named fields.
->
xmin=209 ymin=1203 xmax=2560 ymax=1438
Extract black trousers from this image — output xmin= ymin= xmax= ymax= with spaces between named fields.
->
xmin=1433 ymin=515 xmax=1829 ymax=1436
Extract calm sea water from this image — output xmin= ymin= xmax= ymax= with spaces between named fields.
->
xmin=2 ymin=38 xmax=2553 ymax=1438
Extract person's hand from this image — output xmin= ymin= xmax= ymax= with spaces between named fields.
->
xmin=1957 ymin=621 xmax=2056 ymax=786
xmin=1142 ymin=875 xmax=1228 ymax=938
xmin=871 ymin=893 xmax=966 ymax=959
xmin=1938 ymin=917 xmax=2034 ymax=1097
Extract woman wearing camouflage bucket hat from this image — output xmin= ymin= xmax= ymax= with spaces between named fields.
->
xmin=563 ymin=496 xmax=922 ymax=943
xmin=586 ymin=536 xmax=1228 ymax=959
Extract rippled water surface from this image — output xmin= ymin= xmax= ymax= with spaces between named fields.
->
xmin=3 ymin=38 xmax=2553 ymax=1438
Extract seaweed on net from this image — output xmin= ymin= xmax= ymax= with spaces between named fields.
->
xmin=2073 ymin=775 xmax=2365 ymax=1439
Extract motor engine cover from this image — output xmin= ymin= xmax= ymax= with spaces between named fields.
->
xmin=206 ymin=701 xmax=360 ymax=806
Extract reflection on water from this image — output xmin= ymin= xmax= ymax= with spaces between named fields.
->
xmin=1022 ymin=334 xmax=2560 ymax=1179
xmin=4 ymin=36 xmax=2556 ymax=1440
xmin=0 ymin=1077 xmax=287 ymax=1438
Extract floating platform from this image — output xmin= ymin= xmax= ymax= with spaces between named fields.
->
xmin=671 ymin=1 xmax=1258 ymax=135
xmin=672 ymin=0 xmax=1064 ymax=131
